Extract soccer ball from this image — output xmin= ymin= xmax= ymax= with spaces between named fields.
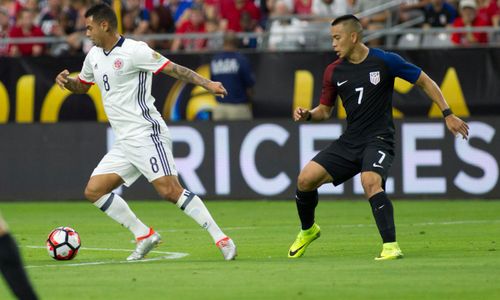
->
xmin=46 ymin=227 xmax=81 ymax=260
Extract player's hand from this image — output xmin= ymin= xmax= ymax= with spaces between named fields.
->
xmin=294 ymin=107 xmax=311 ymax=122
xmin=55 ymin=69 xmax=70 ymax=90
xmin=207 ymin=81 xmax=228 ymax=98
xmin=445 ymin=115 xmax=469 ymax=140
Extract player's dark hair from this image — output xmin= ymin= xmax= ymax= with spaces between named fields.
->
xmin=331 ymin=14 xmax=363 ymax=34
xmin=85 ymin=3 xmax=118 ymax=30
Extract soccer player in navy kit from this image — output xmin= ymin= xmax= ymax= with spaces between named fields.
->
xmin=288 ymin=14 xmax=469 ymax=260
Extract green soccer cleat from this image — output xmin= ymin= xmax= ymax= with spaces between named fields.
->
xmin=375 ymin=242 xmax=404 ymax=261
xmin=288 ymin=223 xmax=321 ymax=258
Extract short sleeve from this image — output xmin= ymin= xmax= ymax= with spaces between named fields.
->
xmin=78 ymin=52 xmax=95 ymax=85
xmin=132 ymin=42 xmax=170 ymax=74
xmin=319 ymin=62 xmax=338 ymax=107
xmin=383 ymin=51 xmax=422 ymax=84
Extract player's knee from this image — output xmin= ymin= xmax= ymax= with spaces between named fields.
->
xmin=84 ymin=184 xmax=105 ymax=202
xmin=361 ymin=173 xmax=382 ymax=197
xmin=157 ymin=184 xmax=183 ymax=203
xmin=297 ymin=173 xmax=317 ymax=191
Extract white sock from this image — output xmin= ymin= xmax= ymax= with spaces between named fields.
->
xmin=176 ymin=190 xmax=226 ymax=243
xmin=94 ymin=193 xmax=150 ymax=239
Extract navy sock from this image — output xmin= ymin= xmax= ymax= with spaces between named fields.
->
xmin=295 ymin=189 xmax=319 ymax=230
xmin=0 ymin=234 xmax=38 ymax=300
xmin=369 ymin=192 xmax=396 ymax=243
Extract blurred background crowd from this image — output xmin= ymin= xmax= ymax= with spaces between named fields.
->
xmin=0 ymin=0 xmax=499 ymax=56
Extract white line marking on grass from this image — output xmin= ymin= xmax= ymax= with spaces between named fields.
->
xmin=335 ymin=219 xmax=500 ymax=229
xmin=160 ymin=219 xmax=500 ymax=232
xmin=413 ymin=220 xmax=500 ymax=226
xmin=162 ymin=226 xmax=257 ymax=232
xmin=24 ymin=246 xmax=188 ymax=268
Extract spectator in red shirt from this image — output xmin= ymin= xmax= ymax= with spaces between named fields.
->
xmin=451 ymin=0 xmax=490 ymax=45
xmin=294 ymin=0 xmax=313 ymax=15
xmin=485 ymin=0 xmax=500 ymax=26
xmin=171 ymin=5 xmax=207 ymax=51
xmin=8 ymin=8 xmax=44 ymax=56
xmin=220 ymin=0 xmax=261 ymax=32
xmin=477 ymin=0 xmax=491 ymax=21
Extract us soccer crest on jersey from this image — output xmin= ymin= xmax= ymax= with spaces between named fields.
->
xmin=369 ymin=71 xmax=380 ymax=85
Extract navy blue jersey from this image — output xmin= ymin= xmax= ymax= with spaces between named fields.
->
xmin=210 ymin=51 xmax=256 ymax=104
xmin=320 ymin=48 xmax=421 ymax=144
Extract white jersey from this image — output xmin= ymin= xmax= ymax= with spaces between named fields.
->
xmin=78 ymin=37 xmax=170 ymax=145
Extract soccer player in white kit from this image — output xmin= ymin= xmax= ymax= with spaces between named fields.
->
xmin=55 ymin=4 xmax=236 ymax=261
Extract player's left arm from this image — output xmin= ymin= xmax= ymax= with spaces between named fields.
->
xmin=133 ymin=42 xmax=227 ymax=97
xmin=415 ymin=71 xmax=469 ymax=140
xmin=162 ymin=62 xmax=228 ymax=98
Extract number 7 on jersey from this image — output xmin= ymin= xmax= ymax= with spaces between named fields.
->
xmin=355 ymin=87 xmax=364 ymax=104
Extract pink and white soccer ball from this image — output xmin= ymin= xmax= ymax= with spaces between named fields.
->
xmin=46 ymin=227 xmax=81 ymax=260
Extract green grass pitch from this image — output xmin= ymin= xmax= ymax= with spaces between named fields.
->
xmin=1 ymin=200 xmax=499 ymax=300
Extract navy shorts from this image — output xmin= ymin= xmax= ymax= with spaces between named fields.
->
xmin=312 ymin=138 xmax=394 ymax=187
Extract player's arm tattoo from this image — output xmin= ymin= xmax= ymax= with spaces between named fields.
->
xmin=65 ymin=78 xmax=91 ymax=94
xmin=168 ymin=63 xmax=211 ymax=88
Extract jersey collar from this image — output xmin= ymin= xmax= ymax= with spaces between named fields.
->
xmin=103 ymin=36 xmax=125 ymax=56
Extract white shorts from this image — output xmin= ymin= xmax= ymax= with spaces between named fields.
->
xmin=91 ymin=135 xmax=178 ymax=187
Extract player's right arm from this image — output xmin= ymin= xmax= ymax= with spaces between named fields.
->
xmin=294 ymin=62 xmax=337 ymax=122
xmin=294 ymin=104 xmax=333 ymax=122
xmin=55 ymin=69 xmax=91 ymax=94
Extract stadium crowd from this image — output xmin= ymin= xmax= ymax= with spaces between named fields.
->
xmin=0 ymin=0 xmax=499 ymax=56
